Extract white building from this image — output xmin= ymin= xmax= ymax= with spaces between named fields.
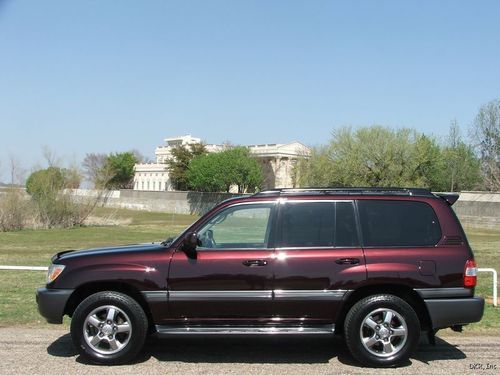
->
xmin=133 ymin=135 xmax=310 ymax=191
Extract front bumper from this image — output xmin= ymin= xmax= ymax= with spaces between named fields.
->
xmin=424 ymin=297 xmax=485 ymax=329
xmin=36 ymin=287 xmax=74 ymax=324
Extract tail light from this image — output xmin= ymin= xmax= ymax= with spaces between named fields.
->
xmin=464 ymin=259 xmax=477 ymax=287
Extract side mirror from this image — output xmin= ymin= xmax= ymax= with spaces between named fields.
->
xmin=182 ymin=232 xmax=198 ymax=259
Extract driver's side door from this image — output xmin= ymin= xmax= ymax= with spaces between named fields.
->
xmin=167 ymin=202 xmax=276 ymax=322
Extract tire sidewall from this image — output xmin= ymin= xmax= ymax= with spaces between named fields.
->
xmin=71 ymin=291 xmax=147 ymax=365
xmin=344 ymin=295 xmax=420 ymax=367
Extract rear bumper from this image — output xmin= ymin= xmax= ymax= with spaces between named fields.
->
xmin=424 ymin=297 xmax=485 ymax=329
xmin=36 ymin=287 xmax=74 ymax=324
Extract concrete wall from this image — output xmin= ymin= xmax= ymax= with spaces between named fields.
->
xmin=103 ymin=190 xmax=245 ymax=216
xmin=453 ymin=191 xmax=500 ymax=229
xmin=64 ymin=189 xmax=499 ymax=229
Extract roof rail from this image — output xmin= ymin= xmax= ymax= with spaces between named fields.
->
xmin=253 ymin=187 xmax=435 ymax=197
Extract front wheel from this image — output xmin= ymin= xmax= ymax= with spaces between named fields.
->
xmin=70 ymin=291 xmax=148 ymax=365
xmin=344 ymin=294 xmax=420 ymax=367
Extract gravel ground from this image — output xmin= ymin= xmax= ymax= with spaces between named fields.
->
xmin=0 ymin=328 xmax=498 ymax=374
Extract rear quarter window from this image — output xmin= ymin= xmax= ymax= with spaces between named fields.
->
xmin=358 ymin=200 xmax=441 ymax=247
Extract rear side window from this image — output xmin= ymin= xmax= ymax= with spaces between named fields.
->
xmin=279 ymin=201 xmax=358 ymax=247
xmin=358 ymin=200 xmax=441 ymax=247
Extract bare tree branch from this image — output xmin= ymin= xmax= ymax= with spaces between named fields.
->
xmin=470 ymin=99 xmax=500 ymax=191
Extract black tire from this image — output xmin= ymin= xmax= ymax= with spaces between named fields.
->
xmin=70 ymin=291 xmax=148 ymax=365
xmin=344 ymin=294 xmax=420 ymax=367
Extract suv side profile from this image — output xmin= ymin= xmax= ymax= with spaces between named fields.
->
xmin=36 ymin=188 xmax=484 ymax=367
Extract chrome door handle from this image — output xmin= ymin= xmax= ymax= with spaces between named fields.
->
xmin=335 ymin=258 xmax=360 ymax=265
xmin=242 ymin=259 xmax=268 ymax=267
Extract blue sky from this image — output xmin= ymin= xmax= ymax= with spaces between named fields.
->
xmin=0 ymin=0 xmax=499 ymax=182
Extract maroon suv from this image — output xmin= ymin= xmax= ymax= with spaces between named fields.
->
xmin=36 ymin=188 xmax=484 ymax=367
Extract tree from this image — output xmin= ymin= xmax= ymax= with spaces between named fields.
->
xmin=83 ymin=151 xmax=141 ymax=189
xmin=186 ymin=153 xmax=228 ymax=192
xmin=187 ymin=147 xmax=263 ymax=193
xmin=26 ymin=167 xmax=66 ymax=200
xmin=228 ymin=147 xmax=263 ymax=193
xmin=26 ymin=166 xmax=81 ymax=198
xmin=0 ymin=156 xmax=27 ymax=231
xmin=0 ymin=188 xmax=27 ymax=231
xmin=167 ymin=144 xmax=207 ymax=190
xmin=440 ymin=121 xmax=481 ymax=192
xmin=8 ymin=155 xmax=25 ymax=187
xmin=471 ymin=99 xmax=500 ymax=191
xmin=25 ymin=166 xmax=86 ymax=228
xmin=82 ymin=153 xmax=114 ymax=188
xmin=410 ymin=133 xmax=445 ymax=189
xmin=42 ymin=145 xmax=62 ymax=167
xmin=106 ymin=152 xmax=139 ymax=189
xmin=296 ymin=126 xmax=446 ymax=189
xmin=130 ymin=149 xmax=148 ymax=163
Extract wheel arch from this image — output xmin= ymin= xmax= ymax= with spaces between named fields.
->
xmin=336 ymin=284 xmax=432 ymax=334
xmin=64 ymin=281 xmax=154 ymax=330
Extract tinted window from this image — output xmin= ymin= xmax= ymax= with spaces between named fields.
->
xmin=197 ymin=204 xmax=274 ymax=249
xmin=358 ymin=200 xmax=441 ymax=247
xmin=280 ymin=201 xmax=358 ymax=247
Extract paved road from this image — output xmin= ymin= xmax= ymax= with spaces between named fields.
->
xmin=0 ymin=328 xmax=498 ymax=374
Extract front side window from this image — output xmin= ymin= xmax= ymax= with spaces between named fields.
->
xmin=358 ymin=200 xmax=441 ymax=247
xmin=197 ymin=204 xmax=274 ymax=249
xmin=279 ymin=201 xmax=359 ymax=248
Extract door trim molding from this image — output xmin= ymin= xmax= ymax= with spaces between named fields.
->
xmin=145 ymin=289 xmax=353 ymax=302
xmin=169 ymin=290 xmax=273 ymax=301
xmin=274 ymin=289 xmax=351 ymax=300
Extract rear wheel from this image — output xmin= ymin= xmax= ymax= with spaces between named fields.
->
xmin=70 ymin=291 xmax=148 ymax=365
xmin=344 ymin=294 xmax=420 ymax=367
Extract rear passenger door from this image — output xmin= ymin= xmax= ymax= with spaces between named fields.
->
xmin=272 ymin=200 xmax=366 ymax=322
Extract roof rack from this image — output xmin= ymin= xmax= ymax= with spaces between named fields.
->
xmin=253 ymin=187 xmax=435 ymax=198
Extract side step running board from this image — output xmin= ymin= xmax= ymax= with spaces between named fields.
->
xmin=155 ymin=324 xmax=335 ymax=336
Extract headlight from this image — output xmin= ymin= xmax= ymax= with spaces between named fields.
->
xmin=47 ymin=264 xmax=65 ymax=284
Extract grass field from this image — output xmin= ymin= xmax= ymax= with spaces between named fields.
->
xmin=0 ymin=208 xmax=197 ymax=327
xmin=0 ymin=208 xmax=498 ymax=333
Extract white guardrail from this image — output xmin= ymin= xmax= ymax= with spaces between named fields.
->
xmin=0 ymin=265 xmax=48 ymax=271
xmin=478 ymin=268 xmax=498 ymax=307
xmin=0 ymin=265 xmax=497 ymax=307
